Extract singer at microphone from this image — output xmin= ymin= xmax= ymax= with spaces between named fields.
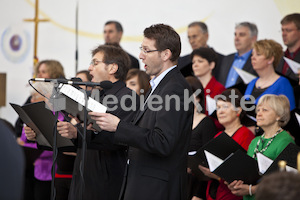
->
xmin=55 ymin=45 xmax=140 ymax=200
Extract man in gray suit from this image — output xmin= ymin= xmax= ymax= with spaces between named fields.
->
xmin=216 ymin=22 xmax=258 ymax=92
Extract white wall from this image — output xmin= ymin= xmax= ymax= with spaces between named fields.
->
xmin=0 ymin=0 xmax=299 ymax=125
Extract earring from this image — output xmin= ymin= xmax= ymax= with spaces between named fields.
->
xmin=237 ymin=113 xmax=240 ymax=117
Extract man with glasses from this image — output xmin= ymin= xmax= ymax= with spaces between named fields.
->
xmin=277 ymin=13 xmax=300 ymax=145
xmin=178 ymin=21 xmax=224 ymax=77
xmin=104 ymin=21 xmax=140 ymax=69
xmin=89 ymin=24 xmax=194 ymax=200
xmin=276 ymin=13 xmax=300 ymax=85
xmin=57 ymin=45 xmax=139 ymax=200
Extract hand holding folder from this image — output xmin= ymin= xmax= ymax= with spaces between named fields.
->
xmin=204 ymin=142 xmax=300 ymax=185
xmin=189 ymin=132 xmax=246 ymax=168
xmin=10 ymin=101 xmax=74 ymax=151
xmin=56 ymin=84 xmax=107 ymax=132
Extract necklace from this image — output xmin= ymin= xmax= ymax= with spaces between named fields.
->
xmin=252 ymin=127 xmax=282 ymax=158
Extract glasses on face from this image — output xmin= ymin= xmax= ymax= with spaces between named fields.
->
xmin=90 ymin=59 xmax=105 ymax=66
xmin=139 ymin=46 xmax=159 ymax=55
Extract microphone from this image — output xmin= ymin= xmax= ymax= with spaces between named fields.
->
xmin=29 ymin=78 xmax=113 ymax=89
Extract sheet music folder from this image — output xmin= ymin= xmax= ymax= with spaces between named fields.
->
xmin=57 ymin=84 xmax=107 ymax=132
xmin=10 ymin=101 xmax=74 ymax=150
xmin=212 ymin=149 xmax=261 ymax=184
xmin=189 ymin=132 xmax=246 ymax=168
xmin=265 ymin=142 xmax=300 ymax=174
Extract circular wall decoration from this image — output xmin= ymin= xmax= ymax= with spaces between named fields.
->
xmin=1 ymin=26 xmax=31 ymax=63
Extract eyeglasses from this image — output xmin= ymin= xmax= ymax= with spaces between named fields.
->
xmin=90 ymin=59 xmax=105 ymax=66
xmin=139 ymin=46 xmax=159 ymax=55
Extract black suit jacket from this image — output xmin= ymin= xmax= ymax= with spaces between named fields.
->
xmin=69 ymin=81 xmax=139 ymax=200
xmin=216 ymin=53 xmax=257 ymax=88
xmin=114 ymin=67 xmax=194 ymax=200
xmin=178 ymin=48 xmax=224 ymax=77
xmin=127 ymin=52 xmax=140 ymax=69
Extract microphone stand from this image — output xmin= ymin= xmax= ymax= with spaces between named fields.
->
xmin=50 ymin=85 xmax=60 ymax=200
xmin=78 ymin=85 xmax=92 ymax=200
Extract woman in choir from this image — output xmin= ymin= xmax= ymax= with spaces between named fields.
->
xmin=198 ymin=88 xmax=255 ymax=200
xmin=227 ymin=94 xmax=295 ymax=200
xmin=23 ymin=60 xmax=76 ymax=200
xmin=244 ymin=39 xmax=295 ymax=110
xmin=191 ymin=47 xmax=226 ymax=131
xmin=186 ymin=76 xmax=217 ymax=200
xmin=126 ymin=68 xmax=151 ymax=95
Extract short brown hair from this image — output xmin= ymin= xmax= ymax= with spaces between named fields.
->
xmin=256 ymin=172 xmax=300 ymax=200
xmin=281 ymin=13 xmax=300 ymax=30
xmin=126 ymin=69 xmax=151 ymax=94
xmin=253 ymin=39 xmax=283 ymax=68
xmin=35 ymin=60 xmax=65 ymax=79
xmin=76 ymin=70 xmax=92 ymax=81
xmin=256 ymin=94 xmax=290 ymax=127
xmin=143 ymin=24 xmax=181 ymax=63
xmin=91 ymin=45 xmax=130 ymax=81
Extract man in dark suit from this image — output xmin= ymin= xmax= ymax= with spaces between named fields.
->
xmin=216 ymin=22 xmax=258 ymax=92
xmin=178 ymin=21 xmax=223 ymax=77
xmin=56 ymin=45 xmax=139 ymax=200
xmin=104 ymin=21 xmax=140 ymax=69
xmin=275 ymin=13 xmax=300 ymax=86
xmin=90 ymin=24 xmax=194 ymax=200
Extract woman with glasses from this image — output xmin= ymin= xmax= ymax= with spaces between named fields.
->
xmin=198 ymin=89 xmax=255 ymax=200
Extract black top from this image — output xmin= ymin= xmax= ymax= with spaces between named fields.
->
xmin=69 ymin=80 xmax=139 ymax=200
xmin=251 ymin=86 xmax=268 ymax=99
xmin=189 ymin=116 xmax=217 ymax=151
xmin=127 ymin=52 xmax=140 ymax=69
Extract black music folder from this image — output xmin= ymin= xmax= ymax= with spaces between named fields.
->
xmin=189 ymin=132 xmax=246 ymax=168
xmin=265 ymin=143 xmax=300 ymax=174
xmin=10 ymin=101 xmax=74 ymax=150
xmin=212 ymin=149 xmax=261 ymax=184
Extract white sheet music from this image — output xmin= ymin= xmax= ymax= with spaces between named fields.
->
xmin=286 ymin=165 xmax=298 ymax=173
xmin=257 ymin=152 xmax=273 ymax=174
xmin=188 ymin=151 xmax=197 ymax=156
xmin=204 ymin=150 xmax=224 ymax=172
xmin=59 ymin=84 xmax=107 ymax=113
xmin=206 ymin=96 xmax=216 ymax=116
xmin=233 ymin=67 xmax=257 ymax=84
xmin=283 ymin=57 xmax=300 ymax=74
xmin=295 ymin=112 xmax=300 ymax=125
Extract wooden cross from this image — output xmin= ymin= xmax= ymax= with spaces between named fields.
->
xmin=24 ymin=0 xmax=49 ymax=67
